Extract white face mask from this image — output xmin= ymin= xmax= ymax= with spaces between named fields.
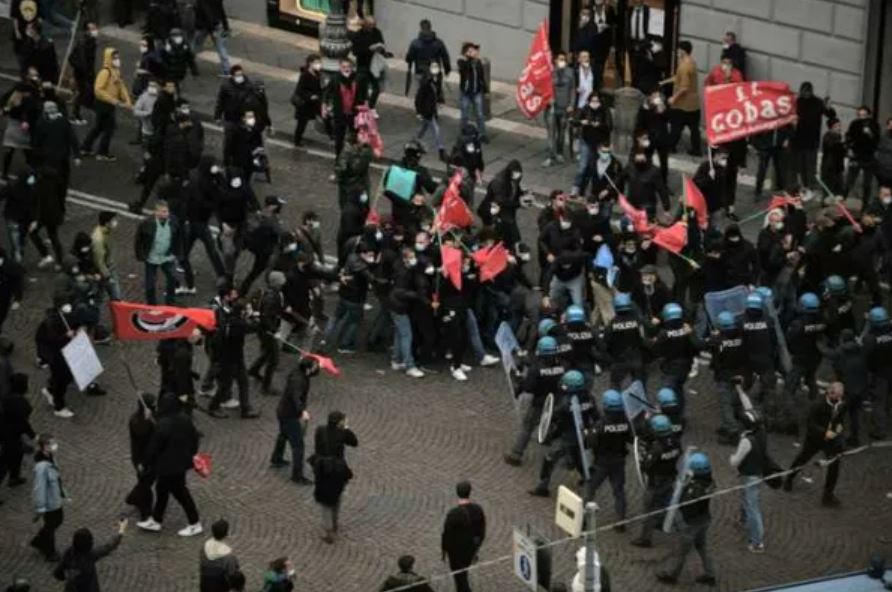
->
xmin=233 ymin=74 xmax=245 ymax=84
xmin=465 ymin=143 xmax=476 ymax=153
xmin=147 ymin=86 xmax=158 ymax=96
xmin=430 ymin=66 xmax=441 ymax=75
xmin=881 ymin=196 xmax=892 ymax=206
xmin=639 ymin=139 xmax=651 ymax=148
xmin=559 ymin=219 xmax=572 ymax=230
xmin=110 ymin=219 xmax=118 ymax=229
xmin=415 ymin=243 xmax=427 ymax=252
xmin=587 ymin=205 xmax=599 ymax=216
xmin=556 ymin=60 xmax=567 ymax=69
xmin=362 ymin=253 xmax=375 ymax=264
xmin=61 ymin=304 xmax=73 ymax=314
xmin=359 ymin=192 xmax=369 ymax=204
xmin=773 ymin=222 xmax=784 ymax=231
xmin=311 ymin=62 xmax=322 ymax=72
xmin=511 ymin=172 xmax=522 ymax=181
xmin=140 ymin=45 xmax=148 ymax=54
xmin=599 ymin=151 xmax=611 ymax=162
xmin=0 ymin=258 xmax=4 ymax=266
xmin=210 ymin=164 xmax=220 ymax=175
xmin=245 ymin=117 xmax=256 ymax=127
xmin=112 ymin=58 xmax=121 ymax=68
xmin=722 ymin=42 xmax=730 ymax=50
xmin=589 ymin=101 xmax=600 ymax=109
xmin=230 ymin=178 xmax=242 ymax=189
xmin=309 ymin=220 xmax=321 ymax=229
xmin=375 ymin=230 xmax=383 ymax=241
xmin=490 ymin=205 xmax=500 ymax=216
xmin=405 ymin=257 xmax=417 ymax=267
xmin=172 ymin=36 xmax=183 ymax=44
xmin=49 ymin=442 xmax=59 ymax=453
xmin=26 ymin=175 xmax=35 ymax=186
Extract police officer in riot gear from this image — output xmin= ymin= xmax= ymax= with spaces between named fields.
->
xmin=649 ymin=302 xmax=698 ymax=411
xmin=631 ymin=413 xmax=681 ymax=548
xmin=822 ymin=275 xmax=854 ymax=346
xmin=562 ymin=304 xmax=597 ymax=384
xmin=584 ymin=389 xmax=632 ymax=527
xmin=705 ymin=311 xmax=748 ymax=444
xmin=538 ymin=317 xmax=573 ymax=361
xmin=602 ymin=292 xmax=646 ymax=389
xmin=529 ymin=370 xmax=597 ymax=497
xmin=503 ymin=336 xmax=567 ymax=466
xmin=862 ymin=307 xmax=892 ymax=439
xmin=784 ymin=293 xmax=827 ymax=415
xmin=742 ymin=292 xmax=779 ymax=414
xmin=657 ymin=387 xmax=685 ymax=441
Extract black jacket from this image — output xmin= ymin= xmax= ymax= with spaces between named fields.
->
xmin=194 ymin=0 xmax=228 ymax=31
xmin=457 ymin=57 xmax=487 ymax=95
xmin=146 ymin=396 xmax=199 ymax=476
xmin=21 ymin=36 xmax=59 ymax=84
xmin=32 ymin=112 xmax=80 ymax=166
xmin=721 ymin=238 xmax=760 ymax=286
xmin=441 ymin=502 xmax=486 ymax=563
xmin=214 ymin=77 xmax=269 ymax=125
xmin=56 ymin=534 xmax=122 ymax=592
xmin=846 ymin=118 xmax=881 ymax=160
xmin=349 ymin=26 xmax=384 ymax=71
xmin=277 ymin=367 xmax=309 ymax=419
xmin=291 ymin=67 xmax=323 ymax=119
xmin=405 ymin=30 xmax=451 ymax=76
xmin=414 ymin=73 xmax=442 ymax=120
xmin=793 ymin=96 xmax=833 ymax=150
xmin=161 ymin=40 xmax=197 ymax=82
xmin=134 ymin=216 xmax=184 ymax=262
xmin=625 ymin=162 xmax=669 ymax=211
xmin=129 ymin=409 xmax=156 ymax=470
xmin=68 ymin=35 xmax=97 ymax=80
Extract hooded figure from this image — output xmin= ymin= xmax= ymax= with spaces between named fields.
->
xmin=309 ymin=410 xmax=359 ymax=543
xmin=478 ymin=160 xmax=525 ymax=247
xmin=56 ymin=526 xmax=123 ymax=592
xmin=81 ymin=48 xmax=131 ymax=159
xmin=32 ymin=100 xmax=80 ymax=173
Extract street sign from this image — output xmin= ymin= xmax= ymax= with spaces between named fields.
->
xmin=513 ymin=528 xmax=538 ymax=592
xmin=555 ymin=485 xmax=583 ymax=537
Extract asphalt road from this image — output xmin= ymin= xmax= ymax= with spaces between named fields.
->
xmin=0 ymin=73 xmax=891 ymax=592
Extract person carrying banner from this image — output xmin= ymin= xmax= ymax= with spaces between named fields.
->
xmin=583 ymin=389 xmax=632 ymax=527
xmin=656 ymin=452 xmax=717 ymax=585
xmin=631 ymin=414 xmax=681 ymax=548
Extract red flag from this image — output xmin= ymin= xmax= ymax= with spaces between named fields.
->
xmin=683 ymin=176 xmax=709 ymax=230
xmin=472 ymin=243 xmax=510 ymax=282
xmin=652 ymin=222 xmax=688 ymax=254
xmin=192 ymin=453 xmax=212 ymax=478
xmin=768 ymin=194 xmax=799 ymax=211
xmin=440 ymin=245 xmax=463 ymax=290
xmin=704 ymin=81 xmax=797 ymax=144
xmin=354 ymin=104 xmax=383 ymax=157
xmin=302 ymin=352 xmax=341 ymax=377
xmin=110 ymin=301 xmax=216 ymax=341
xmin=365 ymin=208 xmax=381 ymax=227
xmin=516 ymin=20 xmax=553 ymax=119
xmin=836 ymin=201 xmax=863 ymax=233
xmin=438 ymin=172 xmax=474 ymax=231
xmin=618 ymin=193 xmax=651 ymax=234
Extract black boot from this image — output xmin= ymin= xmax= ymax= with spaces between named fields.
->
xmin=528 ymin=458 xmax=554 ymax=497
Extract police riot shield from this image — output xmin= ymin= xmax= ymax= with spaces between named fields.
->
xmin=662 ymin=446 xmax=699 ymax=533
xmin=569 ymin=394 xmax=592 ymax=482
xmin=537 ymin=393 xmax=555 ymax=445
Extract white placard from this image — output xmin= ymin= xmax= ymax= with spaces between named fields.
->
xmin=62 ymin=330 xmax=104 ymax=391
xmin=555 ymin=485 xmax=584 ymax=537
xmin=648 ymin=7 xmax=665 ymax=38
xmin=512 ymin=528 xmax=538 ymax=592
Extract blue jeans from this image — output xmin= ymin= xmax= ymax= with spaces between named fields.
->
xmin=144 ymin=260 xmax=177 ymax=305
xmin=271 ymin=417 xmax=306 ymax=479
xmin=548 ymin=273 xmax=584 ymax=309
xmin=416 ymin=116 xmax=444 ymax=151
xmin=466 ymin=310 xmax=487 ymax=363
xmin=459 ymin=92 xmax=487 ymax=138
xmin=740 ymin=475 xmax=764 ymax=546
xmin=192 ymin=23 xmax=231 ymax=74
xmin=324 ymin=299 xmax=363 ymax=350
xmin=391 ymin=311 xmax=415 ymax=368
xmin=6 ymin=222 xmax=24 ymax=263
xmin=585 ymin=457 xmax=627 ymax=518
xmin=573 ymin=142 xmax=595 ymax=194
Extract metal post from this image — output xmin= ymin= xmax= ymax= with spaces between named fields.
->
xmin=318 ymin=0 xmax=352 ymax=82
xmin=583 ymin=501 xmax=599 ymax=592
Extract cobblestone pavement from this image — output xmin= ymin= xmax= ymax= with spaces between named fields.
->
xmin=1 ymin=23 xmax=891 ymax=592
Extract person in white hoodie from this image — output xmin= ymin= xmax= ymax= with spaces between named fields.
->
xmin=132 ymin=79 xmax=159 ymax=149
xmin=199 ymin=519 xmax=240 ymax=592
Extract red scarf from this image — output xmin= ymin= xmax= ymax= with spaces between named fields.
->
xmin=338 ymin=81 xmax=357 ymax=115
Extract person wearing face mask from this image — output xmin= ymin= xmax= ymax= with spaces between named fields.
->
xmin=240 ymin=195 xmax=286 ymax=295
xmin=873 ymin=118 xmax=892 ymax=192
xmin=578 ymin=192 xmax=614 ymax=257
xmin=216 ymin=167 xmax=259 ymax=274
xmin=90 ymin=211 xmax=121 ymax=301
xmin=294 ymin=210 xmax=325 ymax=266
xmin=192 ymin=0 xmax=231 ymax=76
xmin=335 ymin=131 xmax=373 ymax=240
xmin=479 ymin=160 xmax=526 ymax=248
xmin=180 ymin=158 xmax=227 ymax=290
xmin=819 ymin=118 xmax=847 ymax=197
xmin=132 ymin=79 xmax=160 ymax=151
xmin=246 ymin=271 xmax=288 ymax=396
xmin=721 ymin=31 xmax=746 ymax=78
xmin=0 ymin=169 xmax=39 ymax=265
xmin=590 ymin=0 xmax=616 ymax=90
xmin=845 ymin=105 xmax=881 ymax=201
xmin=791 ymin=83 xmax=836 ymax=196
xmin=67 ymin=22 xmax=99 ymax=125
xmin=691 ymin=147 xmax=728 ymax=225
xmin=751 ymin=123 xmax=793 ymax=199
xmin=635 ymin=92 xmax=672 ymax=185
xmin=215 ymin=66 xmax=270 ymax=164
xmin=404 ymin=19 xmax=451 ymax=95
xmin=81 ymin=47 xmax=132 ymax=161
xmin=132 ymin=37 xmax=164 ymax=103
xmin=30 ymin=165 xmax=67 ymax=269
xmin=721 ymin=225 xmax=760 ymax=287
xmin=543 ymin=52 xmax=573 ymax=168
xmin=30 ymin=433 xmax=65 ymax=560
xmin=324 ymin=58 xmax=378 ymax=159
xmin=756 ymin=209 xmax=790 ymax=286
xmin=631 ymin=264 xmax=671 ymax=322
xmin=35 ymin=299 xmax=80 ymax=417
xmin=540 ymin=213 xmax=586 ymax=309
xmin=270 ymin=355 xmax=319 ymax=484
xmin=667 ymin=41 xmax=701 ymax=157
xmin=387 ymin=246 xmax=425 ymax=378
xmin=31 ymin=100 xmax=81 ymax=207
xmin=0 ymin=79 xmax=40 ymax=181
xmin=135 ymin=201 xmax=184 ymax=305
xmin=449 ymin=124 xmax=485 ymax=187
xmin=414 ymin=60 xmax=446 ymax=161
xmin=20 ymin=22 xmax=59 ymax=86
xmin=226 ymin=109 xmax=264 ymax=188
xmin=571 ymin=92 xmax=612 ymax=197
xmin=624 ymin=148 xmax=668 ymax=220
xmin=348 ymin=15 xmax=387 ymax=74
xmin=385 ymin=142 xmax=438 ymax=236
xmin=703 ymin=54 xmax=742 ymax=87
xmin=322 ymin=242 xmax=382 ymax=354
xmin=161 ymin=28 xmax=199 ymax=86
xmin=291 ymin=55 xmax=323 ymax=147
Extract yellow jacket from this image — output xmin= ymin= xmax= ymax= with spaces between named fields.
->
xmin=93 ymin=47 xmax=132 ymax=108
xmin=672 ymin=57 xmax=700 ymax=113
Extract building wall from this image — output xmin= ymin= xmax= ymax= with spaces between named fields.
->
xmin=375 ymin=0 xmax=550 ymax=83
xmin=678 ymin=0 xmax=871 ymax=119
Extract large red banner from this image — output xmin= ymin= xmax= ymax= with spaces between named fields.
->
xmin=110 ymin=301 xmax=217 ymax=341
xmin=516 ymin=20 xmax=553 ymax=119
xmin=704 ymin=81 xmax=797 ymax=145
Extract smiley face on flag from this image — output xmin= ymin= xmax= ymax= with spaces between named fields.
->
xmin=130 ymin=309 xmax=191 ymax=335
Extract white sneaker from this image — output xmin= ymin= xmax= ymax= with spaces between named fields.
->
xmin=177 ymin=523 xmax=203 ymax=537
xmin=451 ymin=368 xmax=468 ymax=382
xmin=688 ymin=358 xmax=699 ymax=379
xmin=137 ymin=518 xmax=162 ymax=532
xmin=41 ymin=387 xmax=54 ymax=407
xmin=175 ymin=286 xmax=197 ymax=295
xmin=10 ymin=301 xmax=20 ymax=311
xmin=459 ymin=364 xmax=472 ymax=373
xmin=37 ymin=255 xmax=55 ymax=269
xmin=363 ymin=302 xmax=373 ymax=311
xmin=480 ymin=354 xmax=500 ymax=367
xmin=391 ymin=361 xmax=406 ymax=371
xmin=221 ymin=398 xmax=240 ymax=409
xmin=406 ymin=367 xmax=425 ymax=379
xmin=53 ymin=408 xmax=74 ymax=418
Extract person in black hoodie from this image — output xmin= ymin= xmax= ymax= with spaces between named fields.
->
xmin=624 ymin=149 xmax=668 ymax=220
xmin=192 ymin=0 xmax=230 ymax=76
xmin=752 ymin=125 xmax=793 ymax=199
xmin=208 ymin=301 xmax=260 ymax=419
xmin=0 ymin=372 xmax=34 ymax=490
xmin=138 ymin=392 xmax=202 ymax=534
xmin=404 ymin=19 xmax=451 ymax=89
xmin=449 ymin=124 xmax=485 ymax=189
xmin=125 ymin=393 xmax=156 ymax=521
xmin=217 ymin=168 xmax=259 ymax=275
xmin=721 ymin=224 xmax=760 ymax=287
xmin=67 ymin=22 xmax=98 ymax=124
xmin=248 ymin=271 xmax=286 ymax=394
xmin=457 ymin=42 xmax=489 ymax=143
xmin=323 ymin=242 xmax=380 ymax=354
xmin=845 ymin=105 xmax=881 ymax=201
xmin=791 ymin=83 xmax=834 ymax=194
xmin=20 ymin=23 xmax=58 ymax=87
xmin=240 ymin=195 xmax=285 ymax=295
xmin=181 ymin=157 xmax=225 ymax=288
xmin=821 ymin=118 xmax=846 ymax=197
xmin=55 ymin=521 xmax=126 ymax=592
xmin=692 ymin=150 xmax=727 ymax=226
xmin=572 ymin=92 xmax=613 ymax=196
xmin=290 ymin=54 xmax=323 ymax=147
xmin=478 ymin=160 xmax=526 ymax=249
xmin=161 ymin=28 xmax=198 ymax=86
xmin=414 ymin=65 xmax=445 ymax=161
xmin=226 ymin=110 xmax=264 ymax=187
xmin=32 ymin=100 xmax=81 ymax=208
xmin=540 ymin=212 xmax=585 ymax=310
xmin=635 ymin=91 xmax=672 ymax=185
xmin=271 ymin=355 xmax=318 ymax=484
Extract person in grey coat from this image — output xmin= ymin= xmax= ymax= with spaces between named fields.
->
xmin=544 ymin=51 xmax=575 ymax=167
xmin=30 ymin=433 xmax=65 ymax=561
